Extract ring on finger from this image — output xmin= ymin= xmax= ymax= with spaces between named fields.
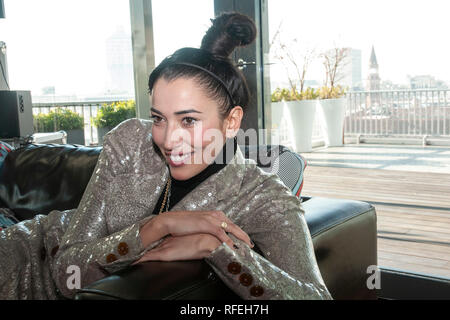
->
xmin=221 ymin=221 xmax=228 ymax=230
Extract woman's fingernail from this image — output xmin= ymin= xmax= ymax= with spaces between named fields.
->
xmin=250 ymin=240 xmax=255 ymax=247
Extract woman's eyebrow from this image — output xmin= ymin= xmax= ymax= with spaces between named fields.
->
xmin=150 ymin=107 xmax=163 ymax=115
xmin=174 ymin=109 xmax=202 ymax=115
xmin=151 ymin=107 xmax=202 ymax=115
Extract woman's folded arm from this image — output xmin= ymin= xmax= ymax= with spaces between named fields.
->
xmin=205 ymin=176 xmax=332 ymax=300
xmin=51 ymin=119 xmax=164 ymax=298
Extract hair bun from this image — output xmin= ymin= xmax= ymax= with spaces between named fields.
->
xmin=201 ymin=12 xmax=257 ymax=57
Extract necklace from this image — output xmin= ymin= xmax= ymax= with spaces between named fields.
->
xmin=159 ymin=174 xmax=171 ymax=214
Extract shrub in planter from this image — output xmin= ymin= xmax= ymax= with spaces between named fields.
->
xmin=271 ymin=87 xmax=319 ymax=102
xmin=34 ymin=109 xmax=85 ymax=145
xmin=317 ymin=85 xmax=346 ymax=100
xmin=270 ymin=87 xmax=319 ymax=152
xmin=93 ymin=100 xmax=136 ymax=145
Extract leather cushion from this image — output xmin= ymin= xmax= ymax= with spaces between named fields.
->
xmin=0 ymin=144 xmax=101 ymax=221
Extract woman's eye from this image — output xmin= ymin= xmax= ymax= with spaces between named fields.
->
xmin=150 ymin=115 xmax=163 ymax=123
xmin=182 ymin=117 xmax=197 ymax=127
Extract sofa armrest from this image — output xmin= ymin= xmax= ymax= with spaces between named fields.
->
xmin=75 ymin=260 xmax=240 ymax=300
xmin=75 ymin=197 xmax=377 ymax=300
xmin=302 ymin=196 xmax=378 ymax=299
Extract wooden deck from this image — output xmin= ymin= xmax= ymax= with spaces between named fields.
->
xmin=301 ymin=164 xmax=450 ymax=279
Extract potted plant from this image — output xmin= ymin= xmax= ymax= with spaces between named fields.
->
xmin=271 ymin=87 xmax=318 ymax=153
xmin=318 ymin=47 xmax=349 ymax=147
xmin=34 ymin=109 xmax=85 ymax=145
xmin=93 ymin=100 xmax=136 ymax=145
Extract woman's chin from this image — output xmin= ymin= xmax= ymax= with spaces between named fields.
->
xmin=169 ymin=168 xmax=192 ymax=181
xmin=169 ymin=163 xmax=207 ymax=181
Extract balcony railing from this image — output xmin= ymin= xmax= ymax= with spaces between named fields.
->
xmin=345 ymin=89 xmax=450 ymax=139
xmin=32 ymin=100 xmax=125 ymax=146
xmin=33 ymin=89 xmax=450 ymax=147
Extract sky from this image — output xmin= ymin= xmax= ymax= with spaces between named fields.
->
xmin=268 ymin=0 xmax=450 ymax=86
xmin=0 ymin=0 xmax=213 ymax=96
xmin=0 ymin=0 xmax=449 ymax=97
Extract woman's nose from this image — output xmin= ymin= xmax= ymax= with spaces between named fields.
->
xmin=163 ymin=125 xmax=189 ymax=151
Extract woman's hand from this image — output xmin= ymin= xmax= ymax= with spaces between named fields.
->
xmin=141 ymin=210 xmax=252 ymax=249
xmin=133 ymin=233 xmax=225 ymax=263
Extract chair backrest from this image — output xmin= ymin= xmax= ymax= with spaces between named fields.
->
xmin=0 ymin=143 xmax=306 ymax=221
xmin=0 ymin=141 xmax=14 ymax=167
xmin=240 ymin=145 xmax=306 ymax=198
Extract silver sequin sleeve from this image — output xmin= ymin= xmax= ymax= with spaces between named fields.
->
xmin=52 ymin=119 xmax=165 ymax=299
xmin=205 ymin=171 xmax=333 ymax=300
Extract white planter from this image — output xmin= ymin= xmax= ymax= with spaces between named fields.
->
xmin=269 ymin=101 xmax=286 ymax=146
xmin=318 ymin=98 xmax=347 ymax=147
xmin=284 ymin=100 xmax=317 ymax=153
xmin=270 ymin=101 xmax=285 ymax=130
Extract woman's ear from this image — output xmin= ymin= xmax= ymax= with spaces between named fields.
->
xmin=224 ymin=106 xmax=243 ymax=138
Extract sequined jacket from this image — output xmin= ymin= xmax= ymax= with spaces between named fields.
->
xmin=2 ymin=118 xmax=332 ymax=300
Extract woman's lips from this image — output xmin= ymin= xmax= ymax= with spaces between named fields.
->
xmin=166 ymin=152 xmax=194 ymax=167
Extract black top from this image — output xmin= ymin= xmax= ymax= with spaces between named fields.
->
xmin=152 ymin=138 xmax=237 ymax=214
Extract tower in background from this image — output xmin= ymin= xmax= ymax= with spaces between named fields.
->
xmin=366 ymin=46 xmax=381 ymax=108
xmin=366 ymin=46 xmax=381 ymax=91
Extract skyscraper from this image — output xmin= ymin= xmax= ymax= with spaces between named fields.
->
xmin=341 ymin=48 xmax=363 ymax=91
xmin=323 ymin=47 xmax=362 ymax=91
xmin=105 ymin=26 xmax=134 ymax=95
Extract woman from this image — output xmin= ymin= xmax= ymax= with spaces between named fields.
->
xmin=1 ymin=13 xmax=332 ymax=300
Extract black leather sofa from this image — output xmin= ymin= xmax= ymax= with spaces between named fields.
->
xmin=0 ymin=143 xmax=377 ymax=300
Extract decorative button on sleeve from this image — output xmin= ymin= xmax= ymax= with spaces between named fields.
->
xmin=106 ymin=253 xmax=117 ymax=263
xmin=239 ymin=273 xmax=253 ymax=287
xmin=250 ymin=285 xmax=264 ymax=297
xmin=227 ymin=262 xmax=241 ymax=275
xmin=117 ymin=242 xmax=129 ymax=256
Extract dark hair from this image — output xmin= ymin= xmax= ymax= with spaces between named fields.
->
xmin=148 ymin=12 xmax=257 ymax=120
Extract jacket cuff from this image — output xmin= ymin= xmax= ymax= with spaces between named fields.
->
xmin=97 ymin=216 xmax=165 ymax=274
xmin=205 ymin=238 xmax=278 ymax=300
xmin=205 ymin=236 xmax=331 ymax=300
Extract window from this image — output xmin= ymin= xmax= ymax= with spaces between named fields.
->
xmin=1 ymin=0 xmax=134 ymax=102
xmin=151 ymin=0 xmax=214 ymax=65
xmin=268 ymin=0 xmax=450 ymax=280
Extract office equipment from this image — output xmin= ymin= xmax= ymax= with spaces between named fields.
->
xmin=0 ymin=90 xmax=33 ymax=138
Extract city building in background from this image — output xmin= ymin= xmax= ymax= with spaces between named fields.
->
xmin=408 ymin=74 xmax=448 ymax=90
xmin=366 ymin=46 xmax=381 ymax=91
xmin=105 ymin=26 xmax=134 ymax=96
xmin=366 ymin=46 xmax=381 ymax=108
xmin=340 ymin=48 xmax=362 ymax=91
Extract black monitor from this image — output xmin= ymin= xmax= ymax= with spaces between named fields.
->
xmin=0 ymin=0 xmax=4 ymax=19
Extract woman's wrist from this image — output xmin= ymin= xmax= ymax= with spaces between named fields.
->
xmin=139 ymin=215 xmax=168 ymax=248
xmin=201 ymin=233 xmax=222 ymax=253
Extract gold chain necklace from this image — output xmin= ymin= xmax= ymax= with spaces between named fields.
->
xmin=159 ymin=174 xmax=171 ymax=214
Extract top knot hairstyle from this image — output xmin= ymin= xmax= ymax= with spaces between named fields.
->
xmin=148 ymin=12 xmax=257 ymax=120
xmin=201 ymin=12 xmax=257 ymax=57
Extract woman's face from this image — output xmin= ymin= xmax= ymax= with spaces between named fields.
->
xmin=151 ymin=77 xmax=237 ymax=180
